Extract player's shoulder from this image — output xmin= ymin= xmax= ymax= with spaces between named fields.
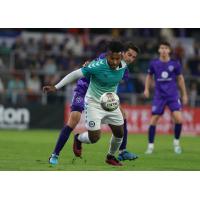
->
xmin=170 ymin=59 xmax=181 ymax=66
xmin=87 ymin=58 xmax=106 ymax=68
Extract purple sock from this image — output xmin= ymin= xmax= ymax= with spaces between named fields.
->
xmin=148 ymin=125 xmax=156 ymax=143
xmin=119 ymin=119 xmax=128 ymax=151
xmin=53 ymin=125 xmax=73 ymax=155
xmin=174 ymin=124 xmax=182 ymax=140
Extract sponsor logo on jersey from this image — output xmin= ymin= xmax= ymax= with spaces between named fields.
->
xmin=157 ymin=71 xmax=172 ymax=81
xmin=161 ymin=71 xmax=169 ymax=79
xmin=168 ymin=65 xmax=174 ymax=71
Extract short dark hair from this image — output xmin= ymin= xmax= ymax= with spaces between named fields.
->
xmin=124 ymin=42 xmax=140 ymax=54
xmin=159 ymin=41 xmax=171 ymax=48
xmin=107 ymin=40 xmax=124 ymax=53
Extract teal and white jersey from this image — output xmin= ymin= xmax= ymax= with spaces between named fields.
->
xmin=81 ymin=58 xmax=127 ymax=102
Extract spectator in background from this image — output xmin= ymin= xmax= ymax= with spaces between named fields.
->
xmin=7 ymin=73 xmax=26 ymax=104
xmin=193 ymin=41 xmax=200 ymax=57
xmin=0 ymin=56 xmax=5 ymax=70
xmin=43 ymin=57 xmax=58 ymax=84
xmin=0 ymin=77 xmax=5 ymax=103
xmin=189 ymin=82 xmax=198 ymax=107
xmin=26 ymin=37 xmax=38 ymax=56
xmin=57 ymin=51 xmax=69 ymax=71
xmin=39 ymin=34 xmax=52 ymax=52
xmin=0 ymin=41 xmax=11 ymax=55
xmin=26 ymin=72 xmax=41 ymax=103
xmin=160 ymin=28 xmax=174 ymax=43
xmin=12 ymin=37 xmax=27 ymax=70
xmin=174 ymin=42 xmax=185 ymax=64
xmin=64 ymin=33 xmax=84 ymax=57
xmin=50 ymin=37 xmax=60 ymax=56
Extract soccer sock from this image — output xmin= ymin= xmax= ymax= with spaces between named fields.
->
xmin=148 ymin=125 xmax=156 ymax=145
xmin=174 ymin=123 xmax=182 ymax=146
xmin=108 ymin=135 xmax=123 ymax=156
xmin=53 ymin=125 xmax=73 ymax=155
xmin=119 ymin=119 xmax=128 ymax=152
xmin=77 ymin=131 xmax=91 ymax=144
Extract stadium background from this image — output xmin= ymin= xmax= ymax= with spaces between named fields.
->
xmin=0 ymin=28 xmax=200 ymax=170
xmin=0 ymin=28 xmax=199 ymax=134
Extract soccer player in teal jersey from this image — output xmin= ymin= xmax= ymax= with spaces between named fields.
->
xmin=43 ymin=41 xmax=128 ymax=166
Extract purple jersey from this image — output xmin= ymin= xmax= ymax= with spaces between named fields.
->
xmin=148 ymin=58 xmax=182 ymax=98
xmin=74 ymin=77 xmax=90 ymax=96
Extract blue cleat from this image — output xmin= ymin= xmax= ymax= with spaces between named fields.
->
xmin=118 ymin=150 xmax=138 ymax=161
xmin=49 ymin=154 xmax=59 ymax=165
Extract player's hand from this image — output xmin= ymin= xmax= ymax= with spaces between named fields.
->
xmin=83 ymin=60 xmax=90 ymax=67
xmin=144 ymin=89 xmax=150 ymax=98
xmin=182 ymin=95 xmax=188 ymax=105
xmin=43 ymin=85 xmax=57 ymax=93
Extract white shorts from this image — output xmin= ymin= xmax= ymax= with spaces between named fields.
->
xmin=84 ymin=97 xmax=124 ymax=131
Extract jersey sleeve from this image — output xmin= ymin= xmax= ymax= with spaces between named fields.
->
xmin=81 ymin=60 xmax=100 ymax=78
xmin=147 ymin=61 xmax=155 ymax=75
xmin=174 ymin=60 xmax=182 ymax=76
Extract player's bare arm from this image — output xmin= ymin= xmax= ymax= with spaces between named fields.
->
xmin=144 ymin=74 xmax=152 ymax=98
xmin=177 ymin=74 xmax=188 ymax=105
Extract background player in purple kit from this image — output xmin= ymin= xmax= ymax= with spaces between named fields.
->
xmin=144 ymin=41 xmax=188 ymax=154
xmin=48 ymin=42 xmax=140 ymax=165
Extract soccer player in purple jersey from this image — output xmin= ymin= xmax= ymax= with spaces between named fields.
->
xmin=47 ymin=42 xmax=139 ymax=165
xmin=144 ymin=41 xmax=188 ymax=154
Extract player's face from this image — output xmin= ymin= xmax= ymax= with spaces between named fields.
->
xmin=107 ymin=52 xmax=122 ymax=69
xmin=122 ymin=49 xmax=137 ymax=64
xmin=158 ymin=45 xmax=171 ymax=57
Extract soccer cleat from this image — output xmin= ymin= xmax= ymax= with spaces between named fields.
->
xmin=118 ymin=150 xmax=138 ymax=161
xmin=106 ymin=154 xmax=123 ymax=166
xmin=73 ymin=134 xmax=82 ymax=157
xmin=174 ymin=145 xmax=182 ymax=154
xmin=49 ymin=154 xmax=59 ymax=165
xmin=145 ymin=147 xmax=154 ymax=154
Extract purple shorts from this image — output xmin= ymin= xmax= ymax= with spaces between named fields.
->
xmin=71 ymin=92 xmax=85 ymax=113
xmin=152 ymin=96 xmax=182 ymax=115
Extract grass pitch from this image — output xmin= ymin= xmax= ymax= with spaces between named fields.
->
xmin=0 ymin=129 xmax=199 ymax=171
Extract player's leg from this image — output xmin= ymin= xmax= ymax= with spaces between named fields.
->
xmin=145 ymin=98 xmax=165 ymax=154
xmin=168 ymin=98 xmax=183 ymax=154
xmin=145 ymin=115 xmax=160 ymax=154
xmin=118 ymin=106 xmax=138 ymax=161
xmin=49 ymin=93 xmax=84 ymax=165
xmin=73 ymin=99 xmax=102 ymax=157
xmin=106 ymin=124 xmax=124 ymax=166
xmin=104 ymin=107 xmax=124 ymax=166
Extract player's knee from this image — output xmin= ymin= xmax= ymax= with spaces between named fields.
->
xmin=174 ymin=117 xmax=182 ymax=124
xmin=150 ymin=116 xmax=159 ymax=125
xmin=173 ymin=112 xmax=183 ymax=124
xmin=67 ymin=112 xmax=81 ymax=128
